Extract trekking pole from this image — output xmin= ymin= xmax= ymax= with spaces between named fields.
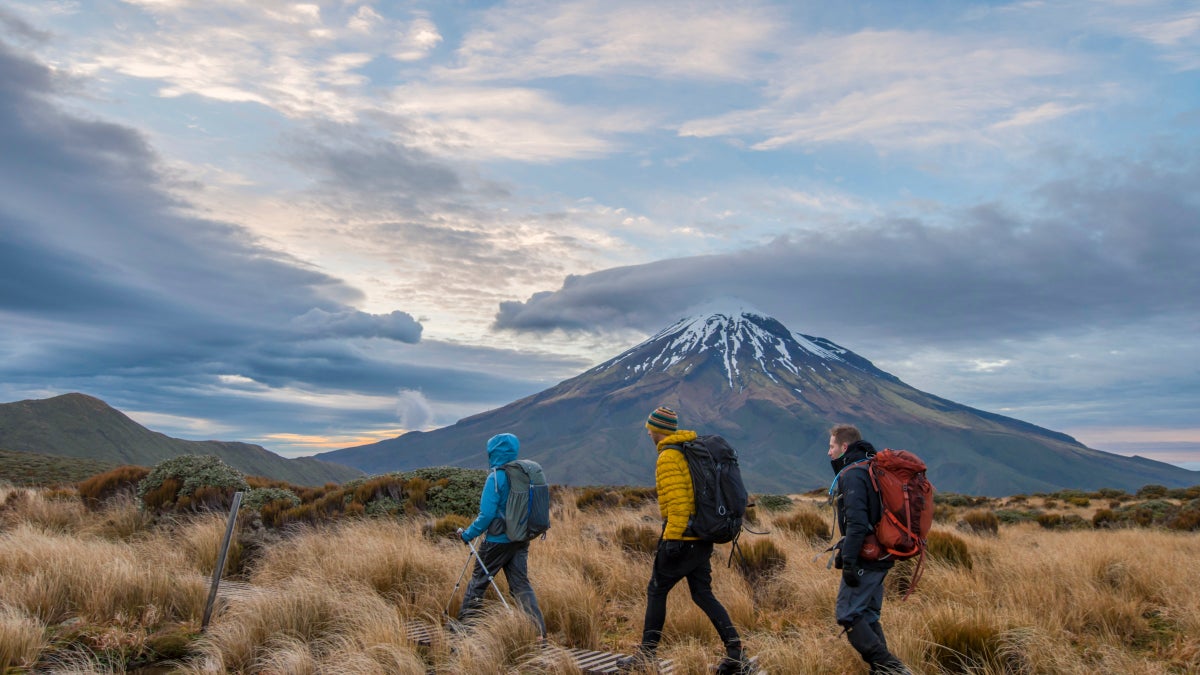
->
xmin=445 ymin=547 xmax=474 ymax=618
xmin=458 ymin=528 xmax=511 ymax=610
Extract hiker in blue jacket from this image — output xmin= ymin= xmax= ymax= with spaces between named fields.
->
xmin=828 ymin=424 xmax=910 ymax=674
xmin=457 ymin=432 xmax=546 ymax=639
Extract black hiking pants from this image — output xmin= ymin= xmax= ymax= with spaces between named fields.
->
xmin=637 ymin=540 xmax=741 ymax=655
xmin=458 ymin=539 xmax=546 ymax=636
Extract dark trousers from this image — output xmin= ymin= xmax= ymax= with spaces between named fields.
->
xmin=457 ymin=540 xmax=546 ymax=636
xmin=835 ymin=567 xmax=887 ymax=626
xmin=638 ymin=540 xmax=741 ymax=654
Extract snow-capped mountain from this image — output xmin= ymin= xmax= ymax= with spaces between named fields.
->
xmin=318 ymin=307 xmax=1198 ymax=495
xmin=588 ymin=304 xmax=893 ymax=390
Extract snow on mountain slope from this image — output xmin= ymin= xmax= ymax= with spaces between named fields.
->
xmin=592 ymin=305 xmax=860 ymax=388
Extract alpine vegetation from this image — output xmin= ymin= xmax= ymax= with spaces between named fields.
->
xmin=3 ymin=471 xmax=1199 ymax=672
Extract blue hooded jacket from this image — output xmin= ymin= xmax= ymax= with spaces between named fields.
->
xmin=461 ymin=433 xmax=520 ymax=542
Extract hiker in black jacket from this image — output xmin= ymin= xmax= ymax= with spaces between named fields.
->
xmin=828 ymin=424 xmax=910 ymax=674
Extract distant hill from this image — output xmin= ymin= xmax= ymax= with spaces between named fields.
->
xmin=0 ymin=393 xmax=363 ymax=486
xmin=0 ymin=448 xmax=120 ymax=486
xmin=318 ymin=307 xmax=1199 ymax=496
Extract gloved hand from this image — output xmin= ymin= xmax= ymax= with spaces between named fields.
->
xmin=457 ymin=527 xmax=470 ymax=544
xmin=842 ymin=561 xmax=863 ymax=588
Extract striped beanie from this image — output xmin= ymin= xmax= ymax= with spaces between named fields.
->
xmin=646 ymin=406 xmax=678 ymax=434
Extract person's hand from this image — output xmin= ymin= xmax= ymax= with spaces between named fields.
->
xmin=842 ymin=561 xmax=862 ymax=587
xmin=457 ymin=527 xmax=469 ymax=544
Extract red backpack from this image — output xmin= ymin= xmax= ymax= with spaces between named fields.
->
xmin=852 ymin=449 xmax=934 ymax=597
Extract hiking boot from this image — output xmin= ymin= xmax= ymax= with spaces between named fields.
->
xmin=715 ymin=655 xmax=755 ymax=674
xmin=615 ymin=650 xmax=656 ymax=673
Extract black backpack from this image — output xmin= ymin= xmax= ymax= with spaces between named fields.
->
xmin=673 ymin=435 xmax=748 ymax=544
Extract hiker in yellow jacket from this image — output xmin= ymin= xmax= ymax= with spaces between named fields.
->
xmin=616 ymin=406 xmax=751 ymax=675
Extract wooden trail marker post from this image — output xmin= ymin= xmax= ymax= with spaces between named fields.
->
xmin=201 ymin=490 xmax=243 ymax=630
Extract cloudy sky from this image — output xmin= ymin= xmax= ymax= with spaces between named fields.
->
xmin=2 ymin=0 xmax=1197 ymax=470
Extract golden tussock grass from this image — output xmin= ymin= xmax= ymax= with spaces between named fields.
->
xmin=0 ymin=605 xmax=46 ymax=671
xmin=4 ymin=485 xmax=1200 ymax=673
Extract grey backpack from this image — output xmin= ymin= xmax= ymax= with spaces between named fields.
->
xmin=494 ymin=459 xmax=550 ymax=541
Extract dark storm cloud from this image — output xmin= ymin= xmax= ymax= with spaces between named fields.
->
xmin=495 ymin=157 xmax=1200 ymax=347
xmin=0 ymin=39 xmax=548 ymax=432
xmin=291 ymin=308 xmax=423 ymax=342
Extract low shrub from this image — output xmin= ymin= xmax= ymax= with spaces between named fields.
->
xmin=1093 ymin=508 xmax=1119 ymax=528
xmin=937 ymin=493 xmax=990 ymax=508
xmin=927 ymin=530 xmax=973 ymax=570
xmin=241 ymin=487 xmax=300 ymax=512
xmin=1136 ymin=484 xmax=1169 ymax=499
xmin=575 ymin=487 xmax=621 ymax=511
xmin=1037 ymin=513 xmax=1089 ymax=530
xmin=775 ymin=509 xmax=831 ymax=543
xmin=1165 ymin=499 xmax=1200 ymax=531
xmin=403 ymin=467 xmax=487 ymax=517
xmin=994 ymin=508 xmax=1041 ymax=524
xmin=425 ymin=514 xmax=472 ymax=540
xmin=754 ymin=494 xmax=794 ymax=512
xmin=614 ymin=524 xmax=660 ymax=555
xmin=136 ymin=455 xmax=248 ymax=513
xmin=1037 ymin=513 xmax=1063 ymax=529
xmin=77 ymin=465 xmax=150 ymax=509
xmin=933 ymin=503 xmax=957 ymax=523
xmin=924 ymin=608 xmax=1005 ymax=671
xmin=735 ymin=538 xmax=787 ymax=585
xmin=960 ymin=510 xmax=1000 ymax=536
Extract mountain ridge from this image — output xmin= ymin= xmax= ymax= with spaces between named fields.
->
xmin=0 ymin=393 xmax=363 ymax=486
xmin=318 ymin=307 xmax=1197 ymax=495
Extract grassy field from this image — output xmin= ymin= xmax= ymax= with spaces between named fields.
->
xmin=2 ymin=481 xmax=1199 ymax=674
xmin=0 ymin=449 xmax=119 ymax=487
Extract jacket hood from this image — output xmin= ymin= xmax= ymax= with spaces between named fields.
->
xmin=656 ymin=429 xmax=698 ymax=451
xmin=486 ymin=433 xmax=519 ymax=467
xmin=831 ymin=439 xmax=876 ymax=474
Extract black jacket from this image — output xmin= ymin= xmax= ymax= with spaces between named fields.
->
xmin=831 ymin=440 xmax=893 ymax=570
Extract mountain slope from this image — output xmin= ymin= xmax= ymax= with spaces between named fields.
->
xmin=0 ymin=393 xmax=363 ymax=486
xmin=318 ymin=308 xmax=1198 ymax=495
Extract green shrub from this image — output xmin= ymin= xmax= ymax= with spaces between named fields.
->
xmin=1166 ymin=499 xmax=1200 ymax=531
xmin=1136 ymin=484 xmax=1169 ymax=499
xmin=927 ymin=530 xmax=973 ymax=570
xmin=755 ymin=494 xmax=794 ymax=512
xmin=1065 ymin=496 xmax=1091 ymax=507
xmin=403 ymin=467 xmax=487 ymax=517
xmin=936 ymin=493 xmax=989 ymax=508
xmin=775 ymin=509 xmax=831 ymax=542
xmin=1167 ymin=485 xmax=1200 ymax=500
xmin=137 ymin=455 xmax=248 ymax=513
xmin=1120 ymin=499 xmax=1176 ymax=527
xmin=994 ymin=508 xmax=1040 ymax=524
xmin=241 ymin=487 xmax=301 ymax=512
xmin=960 ymin=510 xmax=999 ymax=536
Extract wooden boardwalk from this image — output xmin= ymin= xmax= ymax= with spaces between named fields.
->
xmin=213 ymin=580 xmax=765 ymax=674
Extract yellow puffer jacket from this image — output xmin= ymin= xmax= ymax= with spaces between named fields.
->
xmin=656 ymin=430 xmax=699 ymax=540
